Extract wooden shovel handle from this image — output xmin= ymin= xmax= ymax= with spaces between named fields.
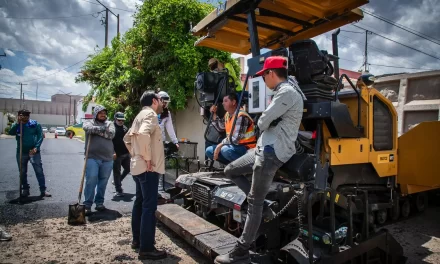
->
xmin=77 ymin=135 xmax=92 ymax=203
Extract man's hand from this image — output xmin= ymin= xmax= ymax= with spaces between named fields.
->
xmin=29 ymin=148 xmax=37 ymax=155
xmin=213 ymin=144 xmax=222 ymax=161
xmin=113 ymin=153 xmax=117 ymax=160
xmin=175 ymin=143 xmax=179 ymax=149
xmin=210 ymin=105 xmax=218 ymax=119
xmin=146 ymin=160 xmax=154 ymax=171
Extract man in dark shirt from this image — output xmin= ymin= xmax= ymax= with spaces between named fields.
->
xmin=112 ymin=112 xmax=130 ymax=197
xmin=82 ymin=105 xmax=115 ymax=214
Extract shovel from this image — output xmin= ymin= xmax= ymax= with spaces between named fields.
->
xmin=68 ymin=135 xmax=91 ymax=225
xmin=19 ymin=122 xmax=23 ymax=203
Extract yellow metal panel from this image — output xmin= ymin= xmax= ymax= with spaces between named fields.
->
xmin=192 ymin=0 xmax=367 ymax=54
xmin=397 ymin=121 xmax=440 ymax=193
xmin=367 ymin=89 xmax=398 ymax=177
xmin=401 ymin=184 xmax=440 ymax=195
xmin=328 ymin=138 xmax=369 ymax=165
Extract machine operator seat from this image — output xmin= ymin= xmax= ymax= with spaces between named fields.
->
xmin=289 ymin=39 xmax=363 ymax=139
xmin=289 ymin=39 xmax=339 ymax=101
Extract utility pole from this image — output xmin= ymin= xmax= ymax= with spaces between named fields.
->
xmin=364 ymin=30 xmax=368 ymax=72
xmin=36 ymin=82 xmax=38 ymax=100
xmin=58 ymin=90 xmax=72 ymax=125
xmin=73 ymin=99 xmax=77 ymax=124
xmin=18 ymin=83 xmax=27 ymax=108
xmin=105 ymin=8 xmax=109 ymax=47
xmin=0 ymin=51 xmax=5 ymax=70
xmin=95 ymin=0 xmax=120 ymax=47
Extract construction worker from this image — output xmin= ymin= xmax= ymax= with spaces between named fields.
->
xmin=157 ymin=91 xmax=179 ymax=149
xmin=206 ymin=93 xmax=256 ymax=165
xmin=214 ymin=56 xmax=305 ymax=264
xmin=112 ymin=112 xmax=130 ymax=197
xmin=209 ymin=58 xmax=243 ymax=92
xmin=82 ymin=105 xmax=115 ymax=215
xmin=8 ymin=109 xmax=51 ymax=198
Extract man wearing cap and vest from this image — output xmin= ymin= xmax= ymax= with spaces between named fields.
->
xmin=206 ymin=93 xmax=256 ymax=165
xmin=112 ymin=112 xmax=130 ymax=197
xmin=214 ymin=56 xmax=305 ymax=264
xmin=209 ymin=58 xmax=243 ymax=92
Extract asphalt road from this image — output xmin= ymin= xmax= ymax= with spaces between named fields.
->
xmin=0 ymin=136 xmax=139 ymax=225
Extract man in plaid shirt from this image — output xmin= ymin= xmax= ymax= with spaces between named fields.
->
xmin=206 ymin=93 xmax=256 ymax=165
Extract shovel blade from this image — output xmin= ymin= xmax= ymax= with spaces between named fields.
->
xmin=68 ymin=203 xmax=86 ymax=225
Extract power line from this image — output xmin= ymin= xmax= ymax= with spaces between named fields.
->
xmin=2 ymin=57 xmax=88 ymax=84
xmin=0 ymin=12 xmax=100 ymax=20
xmin=341 ymin=30 xmax=364 ymax=34
xmin=337 ymin=34 xmax=429 ymax=69
xmin=352 ymin=25 xmax=440 ymax=61
xmin=360 ymin=8 xmax=440 ymax=46
xmin=367 ymin=63 xmax=436 ymax=70
xmin=78 ymin=0 xmax=136 ymax=13
xmin=1 ymin=48 xmax=94 ymax=55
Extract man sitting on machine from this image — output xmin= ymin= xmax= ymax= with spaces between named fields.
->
xmin=205 ymin=93 xmax=256 ymax=165
xmin=214 ymin=56 xmax=305 ymax=264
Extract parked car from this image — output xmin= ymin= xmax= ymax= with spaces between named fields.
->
xmin=49 ymin=127 xmax=56 ymax=133
xmin=65 ymin=123 xmax=84 ymax=138
xmin=55 ymin=127 xmax=66 ymax=136
xmin=42 ymin=127 xmax=48 ymax=133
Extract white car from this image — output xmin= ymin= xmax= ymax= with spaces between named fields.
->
xmin=42 ymin=127 xmax=48 ymax=133
xmin=55 ymin=127 xmax=66 ymax=136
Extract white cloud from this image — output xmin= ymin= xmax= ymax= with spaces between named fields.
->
xmin=4 ymin=49 xmax=15 ymax=56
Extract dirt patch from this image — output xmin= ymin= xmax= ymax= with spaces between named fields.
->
xmin=0 ymin=216 xmax=209 ymax=264
xmin=387 ymin=207 xmax=440 ymax=263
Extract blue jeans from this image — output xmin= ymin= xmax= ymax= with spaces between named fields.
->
xmin=83 ymin=159 xmax=113 ymax=207
xmin=205 ymin=144 xmax=248 ymax=165
xmin=132 ymin=172 xmax=159 ymax=252
xmin=16 ymin=152 xmax=46 ymax=192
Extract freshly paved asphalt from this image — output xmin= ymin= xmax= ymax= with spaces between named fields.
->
xmin=0 ymin=135 xmax=171 ymax=226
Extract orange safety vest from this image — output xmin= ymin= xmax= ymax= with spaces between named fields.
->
xmin=224 ymin=110 xmax=257 ymax=149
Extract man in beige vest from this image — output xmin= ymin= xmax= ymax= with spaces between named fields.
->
xmin=123 ymin=90 xmax=166 ymax=260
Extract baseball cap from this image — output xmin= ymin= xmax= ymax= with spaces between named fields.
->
xmin=18 ymin=109 xmax=31 ymax=116
xmin=256 ymin=56 xmax=288 ymax=76
xmin=114 ymin=112 xmax=125 ymax=121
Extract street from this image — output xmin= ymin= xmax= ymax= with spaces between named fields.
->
xmin=0 ymin=135 xmax=137 ymax=225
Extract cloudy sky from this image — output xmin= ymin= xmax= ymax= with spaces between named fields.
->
xmin=0 ymin=0 xmax=439 ymax=101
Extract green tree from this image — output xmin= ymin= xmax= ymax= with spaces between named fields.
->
xmin=76 ymin=0 xmax=240 ymax=122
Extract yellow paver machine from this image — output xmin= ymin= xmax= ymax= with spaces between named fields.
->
xmin=156 ymin=0 xmax=440 ymax=263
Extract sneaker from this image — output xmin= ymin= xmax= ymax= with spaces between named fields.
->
xmin=95 ymin=204 xmax=106 ymax=211
xmin=115 ymin=192 xmax=124 ymax=197
xmin=0 ymin=227 xmax=12 ymax=241
xmin=214 ymin=244 xmax=250 ymax=264
xmin=40 ymin=191 xmax=52 ymax=197
xmin=138 ymin=248 xmax=167 ymax=260
xmin=22 ymin=189 xmax=30 ymax=197
xmin=112 ymin=181 xmax=115 ymax=186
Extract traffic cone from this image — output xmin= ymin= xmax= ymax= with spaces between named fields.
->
xmin=43 ymin=133 xmax=45 ymax=138
xmin=69 ymin=133 xmax=73 ymax=139
xmin=55 ymin=133 xmax=58 ymax=139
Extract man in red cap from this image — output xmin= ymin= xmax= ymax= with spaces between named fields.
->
xmin=214 ymin=56 xmax=305 ymax=264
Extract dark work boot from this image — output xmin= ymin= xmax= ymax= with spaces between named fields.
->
xmin=214 ymin=244 xmax=250 ymax=264
xmin=40 ymin=191 xmax=52 ymax=197
xmin=22 ymin=189 xmax=30 ymax=197
xmin=138 ymin=247 xmax=167 ymax=260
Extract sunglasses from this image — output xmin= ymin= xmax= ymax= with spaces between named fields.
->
xmin=262 ymin=70 xmax=272 ymax=82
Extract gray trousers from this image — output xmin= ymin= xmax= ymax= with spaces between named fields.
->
xmin=223 ymin=146 xmax=284 ymax=249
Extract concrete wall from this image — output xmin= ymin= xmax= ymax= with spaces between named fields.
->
xmin=0 ymin=98 xmax=79 ymax=127
xmin=174 ymin=97 xmax=207 ymax=162
xmin=0 ymin=112 xmax=5 ymax=133
xmin=375 ymin=70 xmax=440 ymax=136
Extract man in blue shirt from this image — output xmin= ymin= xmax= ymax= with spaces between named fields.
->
xmin=9 ymin=109 xmax=51 ymax=198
